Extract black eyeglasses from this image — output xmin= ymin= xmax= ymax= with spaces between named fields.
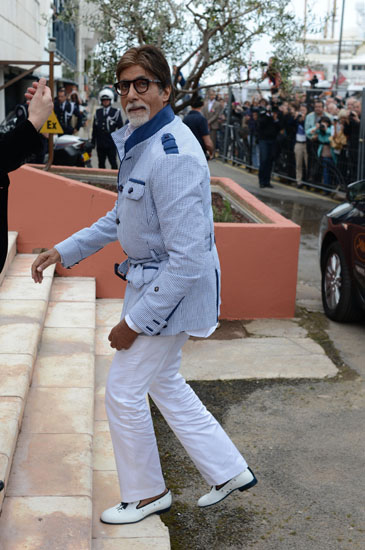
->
xmin=113 ymin=78 xmax=161 ymax=96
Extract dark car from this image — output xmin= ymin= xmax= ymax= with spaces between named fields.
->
xmin=319 ymin=179 xmax=365 ymax=322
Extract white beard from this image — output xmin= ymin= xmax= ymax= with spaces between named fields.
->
xmin=126 ymin=104 xmax=151 ymax=127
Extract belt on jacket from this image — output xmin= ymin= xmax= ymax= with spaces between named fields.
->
xmin=114 ymin=233 xmax=214 ymax=287
xmin=114 ymin=250 xmax=169 ymax=287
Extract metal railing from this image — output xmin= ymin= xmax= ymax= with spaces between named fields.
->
xmin=218 ymin=87 xmax=365 ymax=194
xmin=218 ymin=122 xmax=361 ymax=193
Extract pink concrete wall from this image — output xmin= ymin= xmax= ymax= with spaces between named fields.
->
xmin=9 ymin=165 xmax=300 ymax=318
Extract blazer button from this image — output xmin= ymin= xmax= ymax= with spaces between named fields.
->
xmin=154 ymin=286 xmax=159 ymax=292
xmin=116 ymin=218 xmax=120 ymax=225
xmin=128 ymin=187 xmax=133 ymax=193
xmin=118 ymin=185 xmax=123 ymax=192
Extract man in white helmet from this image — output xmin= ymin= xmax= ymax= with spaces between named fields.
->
xmin=92 ymin=88 xmax=124 ymax=169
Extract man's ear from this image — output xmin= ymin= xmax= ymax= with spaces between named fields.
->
xmin=161 ymin=85 xmax=172 ymax=103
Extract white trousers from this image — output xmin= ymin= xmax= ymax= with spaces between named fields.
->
xmin=105 ymin=332 xmax=248 ymax=502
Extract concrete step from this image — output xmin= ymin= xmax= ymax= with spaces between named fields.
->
xmin=0 ymin=231 xmax=18 ymax=287
xmin=92 ymin=299 xmax=171 ymax=550
xmin=0 ymin=252 xmax=55 ymax=512
xmin=0 ymin=276 xmax=96 ymax=550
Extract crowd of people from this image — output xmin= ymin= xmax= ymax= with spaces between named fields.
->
xmin=6 ymin=73 xmax=363 ymax=187
xmin=200 ymin=89 xmax=363 ymax=191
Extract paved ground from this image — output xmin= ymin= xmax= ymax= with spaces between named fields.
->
xmin=151 ymin=161 xmax=365 ymax=550
xmin=51 ymin=145 xmax=365 ymax=548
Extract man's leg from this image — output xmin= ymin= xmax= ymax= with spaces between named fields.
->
xmin=149 ymin=338 xmax=248 ymax=486
xmin=210 ymin=129 xmax=217 ymax=155
xmin=295 ymin=142 xmax=304 ymax=184
xmin=97 ymin=147 xmax=107 ymax=169
xmin=106 ymin=146 xmax=118 ymax=169
xmin=266 ymin=140 xmax=276 ymax=186
xmin=105 ymin=332 xmax=188 ymax=502
xmin=258 ymin=141 xmax=267 ymax=187
xmin=303 ymin=143 xmax=308 ymax=181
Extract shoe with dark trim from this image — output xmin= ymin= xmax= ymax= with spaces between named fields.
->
xmin=100 ymin=490 xmax=172 ymax=524
xmin=198 ymin=467 xmax=257 ymax=508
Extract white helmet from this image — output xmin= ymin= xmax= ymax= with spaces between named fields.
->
xmin=99 ymin=88 xmax=114 ymax=103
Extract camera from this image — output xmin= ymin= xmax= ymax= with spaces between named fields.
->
xmin=319 ymin=123 xmax=327 ymax=134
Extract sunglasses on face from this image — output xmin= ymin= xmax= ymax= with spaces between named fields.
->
xmin=113 ymin=78 xmax=162 ymax=96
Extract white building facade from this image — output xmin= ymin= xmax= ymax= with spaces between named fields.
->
xmin=0 ymin=0 xmax=98 ymax=121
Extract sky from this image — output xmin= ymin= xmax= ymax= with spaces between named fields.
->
xmin=252 ymin=0 xmax=360 ymax=61
xmin=290 ymin=0 xmax=360 ymax=39
xmin=197 ymin=0 xmax=362 ymax=84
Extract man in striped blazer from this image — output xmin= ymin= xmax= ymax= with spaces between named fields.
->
xmin=31 ymin=45 xmax=257 ymax=524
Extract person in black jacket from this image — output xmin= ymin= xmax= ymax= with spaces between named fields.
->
xmin=92 ymin=89 xmax=124 ymax=169
xmin=257 ymin=103 xmax=282 ymax=188
xmin=0 ymin=78 xmax=53 ymax=273
xmin=343 ymin=101 xmax=361 ymax=183
xmin=54 ymin=87 xmax=82 ymax=135
xmin=183 ymin=96 xmax=214 ymax=159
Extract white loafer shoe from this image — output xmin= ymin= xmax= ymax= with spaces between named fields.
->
xmin=198 ymin=467 xmax=257 ymax=508
xmin=101 ymin=490 xmax=172 ymax=524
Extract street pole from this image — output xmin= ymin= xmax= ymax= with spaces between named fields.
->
xmin=44 ymin=37 xmax=56 ymax=171
xmin=335 ymin=0 xmax=345 ymax=94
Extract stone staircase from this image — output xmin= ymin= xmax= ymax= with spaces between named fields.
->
xmin=0 ymin=234 xmax=170 ymax=550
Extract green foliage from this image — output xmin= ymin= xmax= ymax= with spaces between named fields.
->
xmin=58 ymin=0 xmax=311 ymax=108
xmin=62 ymin=65 xmax=77 ymax=83
xmin=212 ymin=199 xmax=235 ymax=223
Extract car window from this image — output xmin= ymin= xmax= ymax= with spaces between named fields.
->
xmin=347 ymin=180 xmax=365 ymax=203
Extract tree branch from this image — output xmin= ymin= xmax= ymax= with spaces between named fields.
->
xmin=177 ymin=77 xmax=251 ymax=95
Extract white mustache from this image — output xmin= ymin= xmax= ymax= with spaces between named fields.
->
xmin=126 ymin=103 xmax=147 ymax=113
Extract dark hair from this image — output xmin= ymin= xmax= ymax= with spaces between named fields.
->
xmin=190 ymin=96 xmax=204 ymax=109
xmin=116 ymin=45 xmax=173 ymax=104
xmin=320 ymin=116 xmax=332 ymax=126
xmin=314 ymin=99 xmax=324 ymax=107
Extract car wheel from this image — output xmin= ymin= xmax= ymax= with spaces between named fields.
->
xmin=321 ymin=241 xmax=362 ymax=322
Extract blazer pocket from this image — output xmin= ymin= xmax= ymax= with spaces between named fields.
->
xmin=125 ymin=179 xmax=145 ymax=201
xmin=142 ymin=265 xmax=159 ymax=284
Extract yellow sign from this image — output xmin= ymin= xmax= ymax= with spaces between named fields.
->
xmin=40 ymin=111 xmax=63 ymax=134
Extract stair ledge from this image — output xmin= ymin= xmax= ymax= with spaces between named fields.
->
xmin=0 ymin=275 xmax=96 ymax=549
xmin=0 ymin=232 xmax=17 ymax=287
xmin=0 ymin=253 xmax=56 ymax=511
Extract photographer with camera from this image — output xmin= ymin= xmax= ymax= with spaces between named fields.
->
xmin=308 ymin=116 xmax=336 ymax=191
xmin=257 ymin=100 xmax=282 ymax=188
xmin=343 ymin=100 xmax=361 ymax=183
xmin=275 ymin=101 xmax=297 ymax=180
xmin=330 ymin=110 xmax=348 ymax=184
xmin=294 ymin=104 xmax=308 ymax=188
xmin=305 ymin=99 xmax=331 ymax=184
xmin=244 ymin=108 xmax=260 ymax=168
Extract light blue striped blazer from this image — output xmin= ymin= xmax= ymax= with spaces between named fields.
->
xmin=55 ymin=104 xmax=221 ymax=336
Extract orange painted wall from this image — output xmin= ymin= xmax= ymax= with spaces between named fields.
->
xmin=9 ymin=165 xmax=300 ymax=318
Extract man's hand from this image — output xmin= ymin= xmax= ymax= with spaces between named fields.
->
xmin=26 ymin=78 xmax=53 ymax=131
xmin=31 ymin=248 xmax=61 ymax=283
xmin=108 ymin=319 xmax=139 ymax=351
